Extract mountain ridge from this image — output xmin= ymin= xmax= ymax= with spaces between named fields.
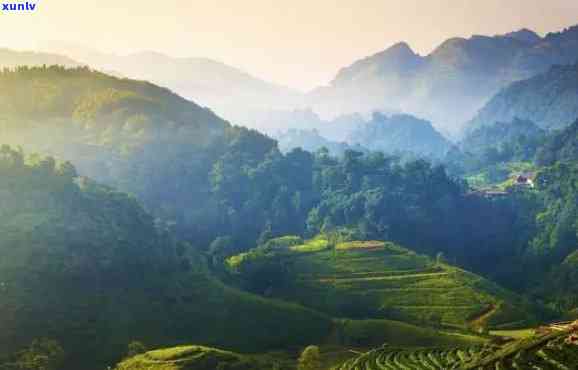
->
xmin=467 ymin=63 xmax=578 ymax=132
xmin=310 ymin=23 xmax=578 ymax=135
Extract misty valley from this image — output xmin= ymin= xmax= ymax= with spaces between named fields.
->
xmin=1 ymin=11 xmax=578 ymax=370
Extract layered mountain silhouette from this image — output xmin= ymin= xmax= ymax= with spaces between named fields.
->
xmin=37 ymin=42 xmax=301 ymax=124
xmin=31 ymin=23 xmax=578 ymax=137
xmin=310 ymin=25 xmax=578 ymax=135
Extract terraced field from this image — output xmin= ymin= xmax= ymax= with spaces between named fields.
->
xmin=270 ymin=239 xmax=534 ymax=327
xmin=335 ymin=344 xmax=497 ymax=370
xmin=334 ymin=325 xmax=578 ymax=370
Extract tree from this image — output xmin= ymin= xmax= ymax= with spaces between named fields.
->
xmin=126 ymin=341 xmax=147 ymax=358
xmin=297 ymin=345 xmax=322 ymax=370
xmin=12 ymin=339 xmax=65 ymax=370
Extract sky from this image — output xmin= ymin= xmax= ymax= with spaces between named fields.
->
xmin=1 ymin=0 xmax=578 ymax=91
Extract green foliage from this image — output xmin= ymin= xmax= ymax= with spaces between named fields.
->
xmin=228 ymin=237 xmax=536 ymax=328
xmin=3 ymin=66 xmax=578 ymax=370
xmin=114 ymin=345 xmax=285 ymax=370
xmin=0 ymin=339 xmax=65 ymax=370
xmin=530 ymin=162 xmax=578 ymax=260
xmin=0 ymin=146 xmax=332 ymax=370
xmin=297 ymin=346 xmax=322 ymax=370
xmin=450 ymin=118 xmax=546 ymax=175
xmin=336 ymin=326 xmax=578 ymax=370
xmin=336 ymin=319 xmax=484 ymax=348
xmin=126 ymin=342 xmax=148 ymax=359
xmin=535 ymin=119 xmax=578 ymax=165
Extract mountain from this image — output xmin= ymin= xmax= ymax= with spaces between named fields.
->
xmin=0 ymin=48 xmax=80 ymax=68
xmin=310 ymin=24 xmax=578 ymax=135
xmin=504 ymin=28 xmax=542 ymax=44
xmin=347 ymin=113 xmax=451 ymax=158
xmin=468 ymin=63 xmax=578 ymax=132
xmin=37 ymin=42 xmax=301 ymax=125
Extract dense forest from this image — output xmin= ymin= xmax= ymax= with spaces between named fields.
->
xmin=0 ymin=63 xmax=578 ymax=369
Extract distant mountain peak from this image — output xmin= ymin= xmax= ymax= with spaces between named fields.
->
xmin=128 ymin=50 xmax=169 ymax=59
xmin=385 ymin=41 xmax=416 ymax=55
xmin=331 ymin=41 xmax=423 ymax=86
xmin=503 ymin=28 xmax=541 ymax=44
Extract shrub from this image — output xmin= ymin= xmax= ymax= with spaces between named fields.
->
xmin=297 ymin=346 xmax=321 ymax=370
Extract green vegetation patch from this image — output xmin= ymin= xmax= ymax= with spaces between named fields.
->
xmin=115 ymin=345 xmax=280 ymax=370
xmin=229 ymin=236 xmax=535 ymax=329
xmin=290 ymin=238 xmax=330 ymax=253
xmin=335 ymin=325 xmax=578 ymax=370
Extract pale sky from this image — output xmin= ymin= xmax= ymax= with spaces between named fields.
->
xmin=1 ymin=0 xmax=578 ymax=90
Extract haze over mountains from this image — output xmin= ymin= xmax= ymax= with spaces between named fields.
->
xmin=3 ymin=16 xmax=578 ymax=370
xmin=467 ymin=63 xmax=578 ymax=131
xmin=0 ymin=49 xmax=79 ymax=68
xmin=310 ymin=25 xmax=578 ymax=135
xmin=37 ymin=42 xmax=301 ymax=124
xmin=36 ymin=24 xmax=578 ymax=140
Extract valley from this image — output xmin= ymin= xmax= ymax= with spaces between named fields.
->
xmin=1 ymin=11 xmax=578 ymax=370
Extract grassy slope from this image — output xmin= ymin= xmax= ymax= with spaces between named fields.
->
xmin=233 ymin=238 xmax=536 ymax=329
xmin=167 ymin=273 xmax=333 ymax=352
xmin=114 ymin=345 xmax=290 ymax=370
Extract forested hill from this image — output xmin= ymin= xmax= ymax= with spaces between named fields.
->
xmin=460 ymin=118 xmax=545 ymax=156
xmin=0 ymin=146 xmax=332 ymax=370
xmin=37 ymin=43 xmax=301 ymax=125
xmin=467 ymin=63 xmax=578 ymax=131
xmin=0 ymin=49 xmax=80 ymax=69
xmin=0 ymin=65 xmax=227 ymax=134
xmin=0 ymin=66 xmax=277 ymax=247
xmin=2 ymin=67 xmax=575 ymax=324
xmin=0 ymin=67 xmax=547 ymax=279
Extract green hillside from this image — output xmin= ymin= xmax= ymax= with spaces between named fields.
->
xmin=110 ymin=318 xmax=487 ymax=370
xmin=227 ymin=237 xmax=536 ymax=329
xmin=335 ymin=323 xmax=578 ymax=369
xmin=0 ymin=66 xmax=292 ymax=248
xmin=0 ymin=146 xmax=332 ymax=369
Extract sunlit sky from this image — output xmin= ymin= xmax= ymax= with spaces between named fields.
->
xmin=1 ymin=0 xmax=578 ymax=90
